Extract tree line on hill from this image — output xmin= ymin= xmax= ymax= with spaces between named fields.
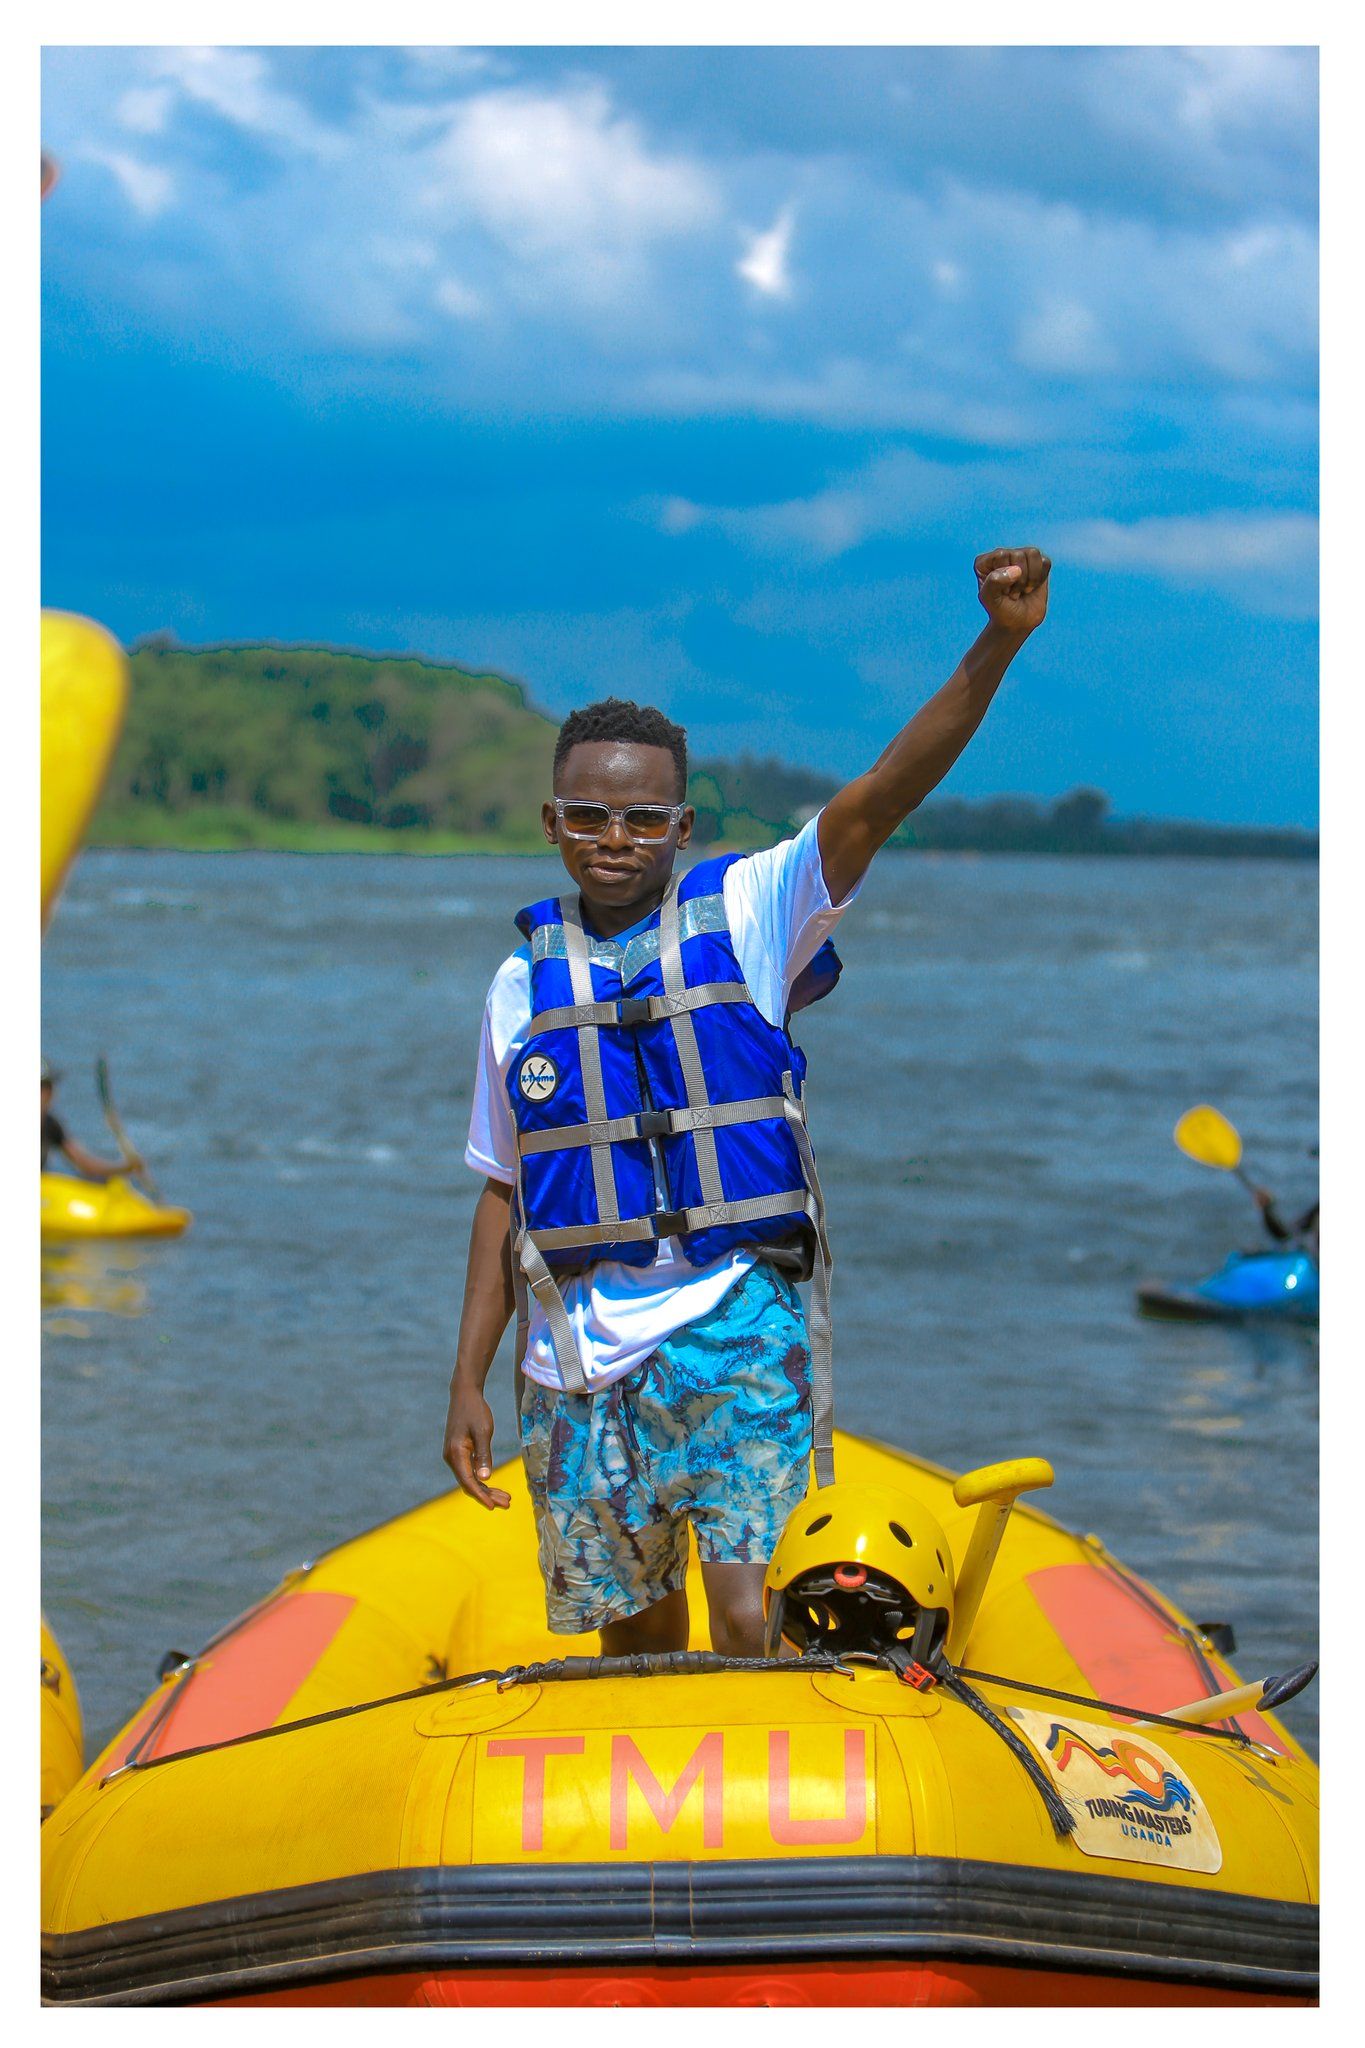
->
xmin=89 ymin=637 xmax=1317 ymax=860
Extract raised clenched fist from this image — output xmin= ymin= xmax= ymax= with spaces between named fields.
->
xmin=975 ymin=546 xmax=1051 ymax=634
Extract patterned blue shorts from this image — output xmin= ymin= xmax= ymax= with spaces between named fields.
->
xmin=519 ymin=1261 xmax=813 ymax=1635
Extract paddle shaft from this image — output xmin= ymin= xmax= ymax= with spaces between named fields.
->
xmin=1142 ymin=1660 xmax=1317 ymax=1731
xmin=1153 ymin=1680 xmax=1264 ymax=1727
xmin=95 ymin=1057 xmax=161 ymax=1199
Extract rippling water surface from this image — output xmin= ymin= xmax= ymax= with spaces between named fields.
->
xmin=42 ymin=850 xmax=1319 ymax=1752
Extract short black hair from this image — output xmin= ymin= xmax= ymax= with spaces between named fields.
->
xmin=553 ymin=697 xmax=688 ymax=798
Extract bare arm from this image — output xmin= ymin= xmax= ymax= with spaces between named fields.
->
xmin=442 ymin=1176 xmax=517 ymax=1509
xmin=818 ymin=547 xmax=1051 ymax=904
xmin=60 ymin=1135 xmax=137 ymax=1182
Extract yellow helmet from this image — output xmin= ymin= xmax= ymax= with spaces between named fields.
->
xmin=763 ymin=1481 xmax=955 ymax=1665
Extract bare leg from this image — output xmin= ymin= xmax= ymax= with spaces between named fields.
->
xmin=600 ymin=1585 xmax=689 ymax=1657
xmin=700 ymin=1560 xmax=768 ymax=1657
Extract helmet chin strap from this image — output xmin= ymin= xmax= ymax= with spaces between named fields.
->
xmin=764 ymin=1568 xmax=948 ymax=1667
xmin=910 ymin=1607 xmax=941 ymax=1665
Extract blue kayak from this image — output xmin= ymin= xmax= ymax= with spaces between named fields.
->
xmin=1137 ymin=1249 xmax=1319 ymax=1324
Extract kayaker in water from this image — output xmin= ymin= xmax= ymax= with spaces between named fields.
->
xmin=1253 ymin=1186 xmax=1319 ymax=1260
xmin=41 ymin=1060 xmax=138 ymax=1182
xmin=443 ymin=546 xmax=1051 ymax=1657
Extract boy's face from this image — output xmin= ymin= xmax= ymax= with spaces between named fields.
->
xmin=545 ymin=741 xmax=693 ymax=918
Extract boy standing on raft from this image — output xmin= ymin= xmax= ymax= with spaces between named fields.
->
xmin=444 ymin=546 xmax=1051 ymax=1657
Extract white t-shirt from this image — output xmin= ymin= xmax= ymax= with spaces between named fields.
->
xmin=465 ymin=813 xmax=859 ymax=1390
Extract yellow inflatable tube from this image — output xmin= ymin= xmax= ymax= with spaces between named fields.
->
xmin=41 ymin=611 xmax=128 ymax=927
xmin=41 ymin=1432 xmax=1317 ymax=2006
xmin=41 ymin=1618 xmax=83 ymax=1820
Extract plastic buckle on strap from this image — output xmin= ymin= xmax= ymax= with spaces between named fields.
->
xmin=652 ymin=1209 xmax=689 ymax=1238
xmin=616 ymin=997 xmax=653 ymax=1027
xmin=637 ymin=1109 xmax=673 ymax=1140
xmin=900 ymin=1661 xmax=938 ymax=1692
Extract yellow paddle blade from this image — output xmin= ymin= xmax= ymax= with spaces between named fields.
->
xmin=1174 ymin=1105 xmax=1243 ymax=1172
xmin=41 ymin=611 xmax=129 ymax=928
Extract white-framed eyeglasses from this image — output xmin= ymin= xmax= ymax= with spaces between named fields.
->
xmin=553 ymin=799 xmax=686 ymax=844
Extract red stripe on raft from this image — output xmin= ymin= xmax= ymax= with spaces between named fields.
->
xmin=1026 ymin=1563 xmax=1285 ymax=1751
xmin=103 ymin=1591 xmax=357 ymax=1769
xmin=209 ymin=1961 xmax=1314 ymax=2008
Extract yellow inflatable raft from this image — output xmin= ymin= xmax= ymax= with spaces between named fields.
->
xmin=41 ymin=1173 xmax=191 ymax=1241
xmin=41 ymin=1618 xmax=84 ymax=1821
xmin=41 ymin=611 xmax=128 ymax=929
xmin=41 ymin=1433 xmax=1317 ymax=2007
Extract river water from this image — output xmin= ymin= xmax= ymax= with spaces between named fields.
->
xmin=41 ymin=850 xmax=1319 ymax=1753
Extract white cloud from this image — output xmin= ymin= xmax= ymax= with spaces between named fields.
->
xmin=658 ymin=497 xmax=704 ymax=535
xmin=116 ymin=84 xmax=173 ymax=136
xmin=1077 ymin=47 xmax=1317 ymax=214
xmin=401 ymin=48 xmax=502 ymax=83
xmin=1016 ymin=296 xmax=1117 ymax=376
xmin=434 ymin=276 xmax=486 ymax=321
xmin=369 ymin=237 xmax=439 ymax=272
xmin=1062 ymin=512 xmax=1318 ymax=617
xmin=422 ymin=84 xmax=717 ymax=262
xmin=637 ymin=360 xmax=1042 ymax=443
xmin=152 ymin=47 xmax=341 ymax=158
xmin=1175 ymin=47 xmax=1312 ymax=144
xmin=658 ymin=448 xmax=973 ymax=560
xmin=83 ymin=148 xmax=175 ymax=218
xmin=737 ymin=205 xmax=796 ymax=300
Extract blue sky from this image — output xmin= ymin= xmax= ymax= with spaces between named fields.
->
xmin=41 ymin=45 xmax=1318 ymax=824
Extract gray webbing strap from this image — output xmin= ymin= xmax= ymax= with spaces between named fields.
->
xmin=559 ymin=896 xmax=619 ymax=1230
xmin=527 ymin=983 xmax=750 ymax=1039
xmin=519 ymin=1111 xmax=652 ymax=1155
xmin=517 ymin=1226 xmax=591 ymax=1396
xmin=517 ymin=1095 xmax=789 ymax=1156
xmin=670 ymin=1096 xmax=787 ymax=1132
xmin=677 ymin=1190 xmax=809 ymax=1231
xmin=651 ymin=984 xmax=750 ymax=1020
xmin=528 ymin=1188 xmax=808 ymax=1253
xmin=657 ymin=882 xmax=726 ymax=1208
xmin=529 ymin=1218 xmax=656 ymax=1251
xmin=509 ymin=1183 xmax=530 ymax=1414
xmin=782 ymin=1075 xmax=835 ymax=1488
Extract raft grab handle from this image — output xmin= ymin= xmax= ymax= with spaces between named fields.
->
xmin=946 ymin=1458 xmax=1054 ymax=1663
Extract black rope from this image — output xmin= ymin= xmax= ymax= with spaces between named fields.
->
xmin=102 ymin=1632 xmax=1312 ymax=1795
xmin=951 ymin=1663 xmax=1258 ymax=1745
xmin=495 ymin=1649 xmax=847 ymax=1689
xmin=938 ymin=1671 xmax=1077 ymax=1838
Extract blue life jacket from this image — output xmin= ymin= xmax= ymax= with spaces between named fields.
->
xmin=508 ymin=854 xmax=839 ymax=1279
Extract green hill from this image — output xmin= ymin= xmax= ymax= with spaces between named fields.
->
xmin=93 ymin=638 xmax=557 ymax=849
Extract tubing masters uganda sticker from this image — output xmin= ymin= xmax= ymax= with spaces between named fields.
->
xmin=518 ymin=1052 xmax=559 ymax=1104
xmin=1008 ymin=1708 xmax=1222 ymax=1873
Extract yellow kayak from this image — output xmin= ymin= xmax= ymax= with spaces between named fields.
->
xmin=41 ymin=1618 xmax=84 ymax=1821
xmin=41 ymin=1431 xmax=1317 ymax=2007
xmin=41 ymin=1173 xmax=191 ymax=1241
xmin=41 ymin=611 xmax=128 ymax=928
